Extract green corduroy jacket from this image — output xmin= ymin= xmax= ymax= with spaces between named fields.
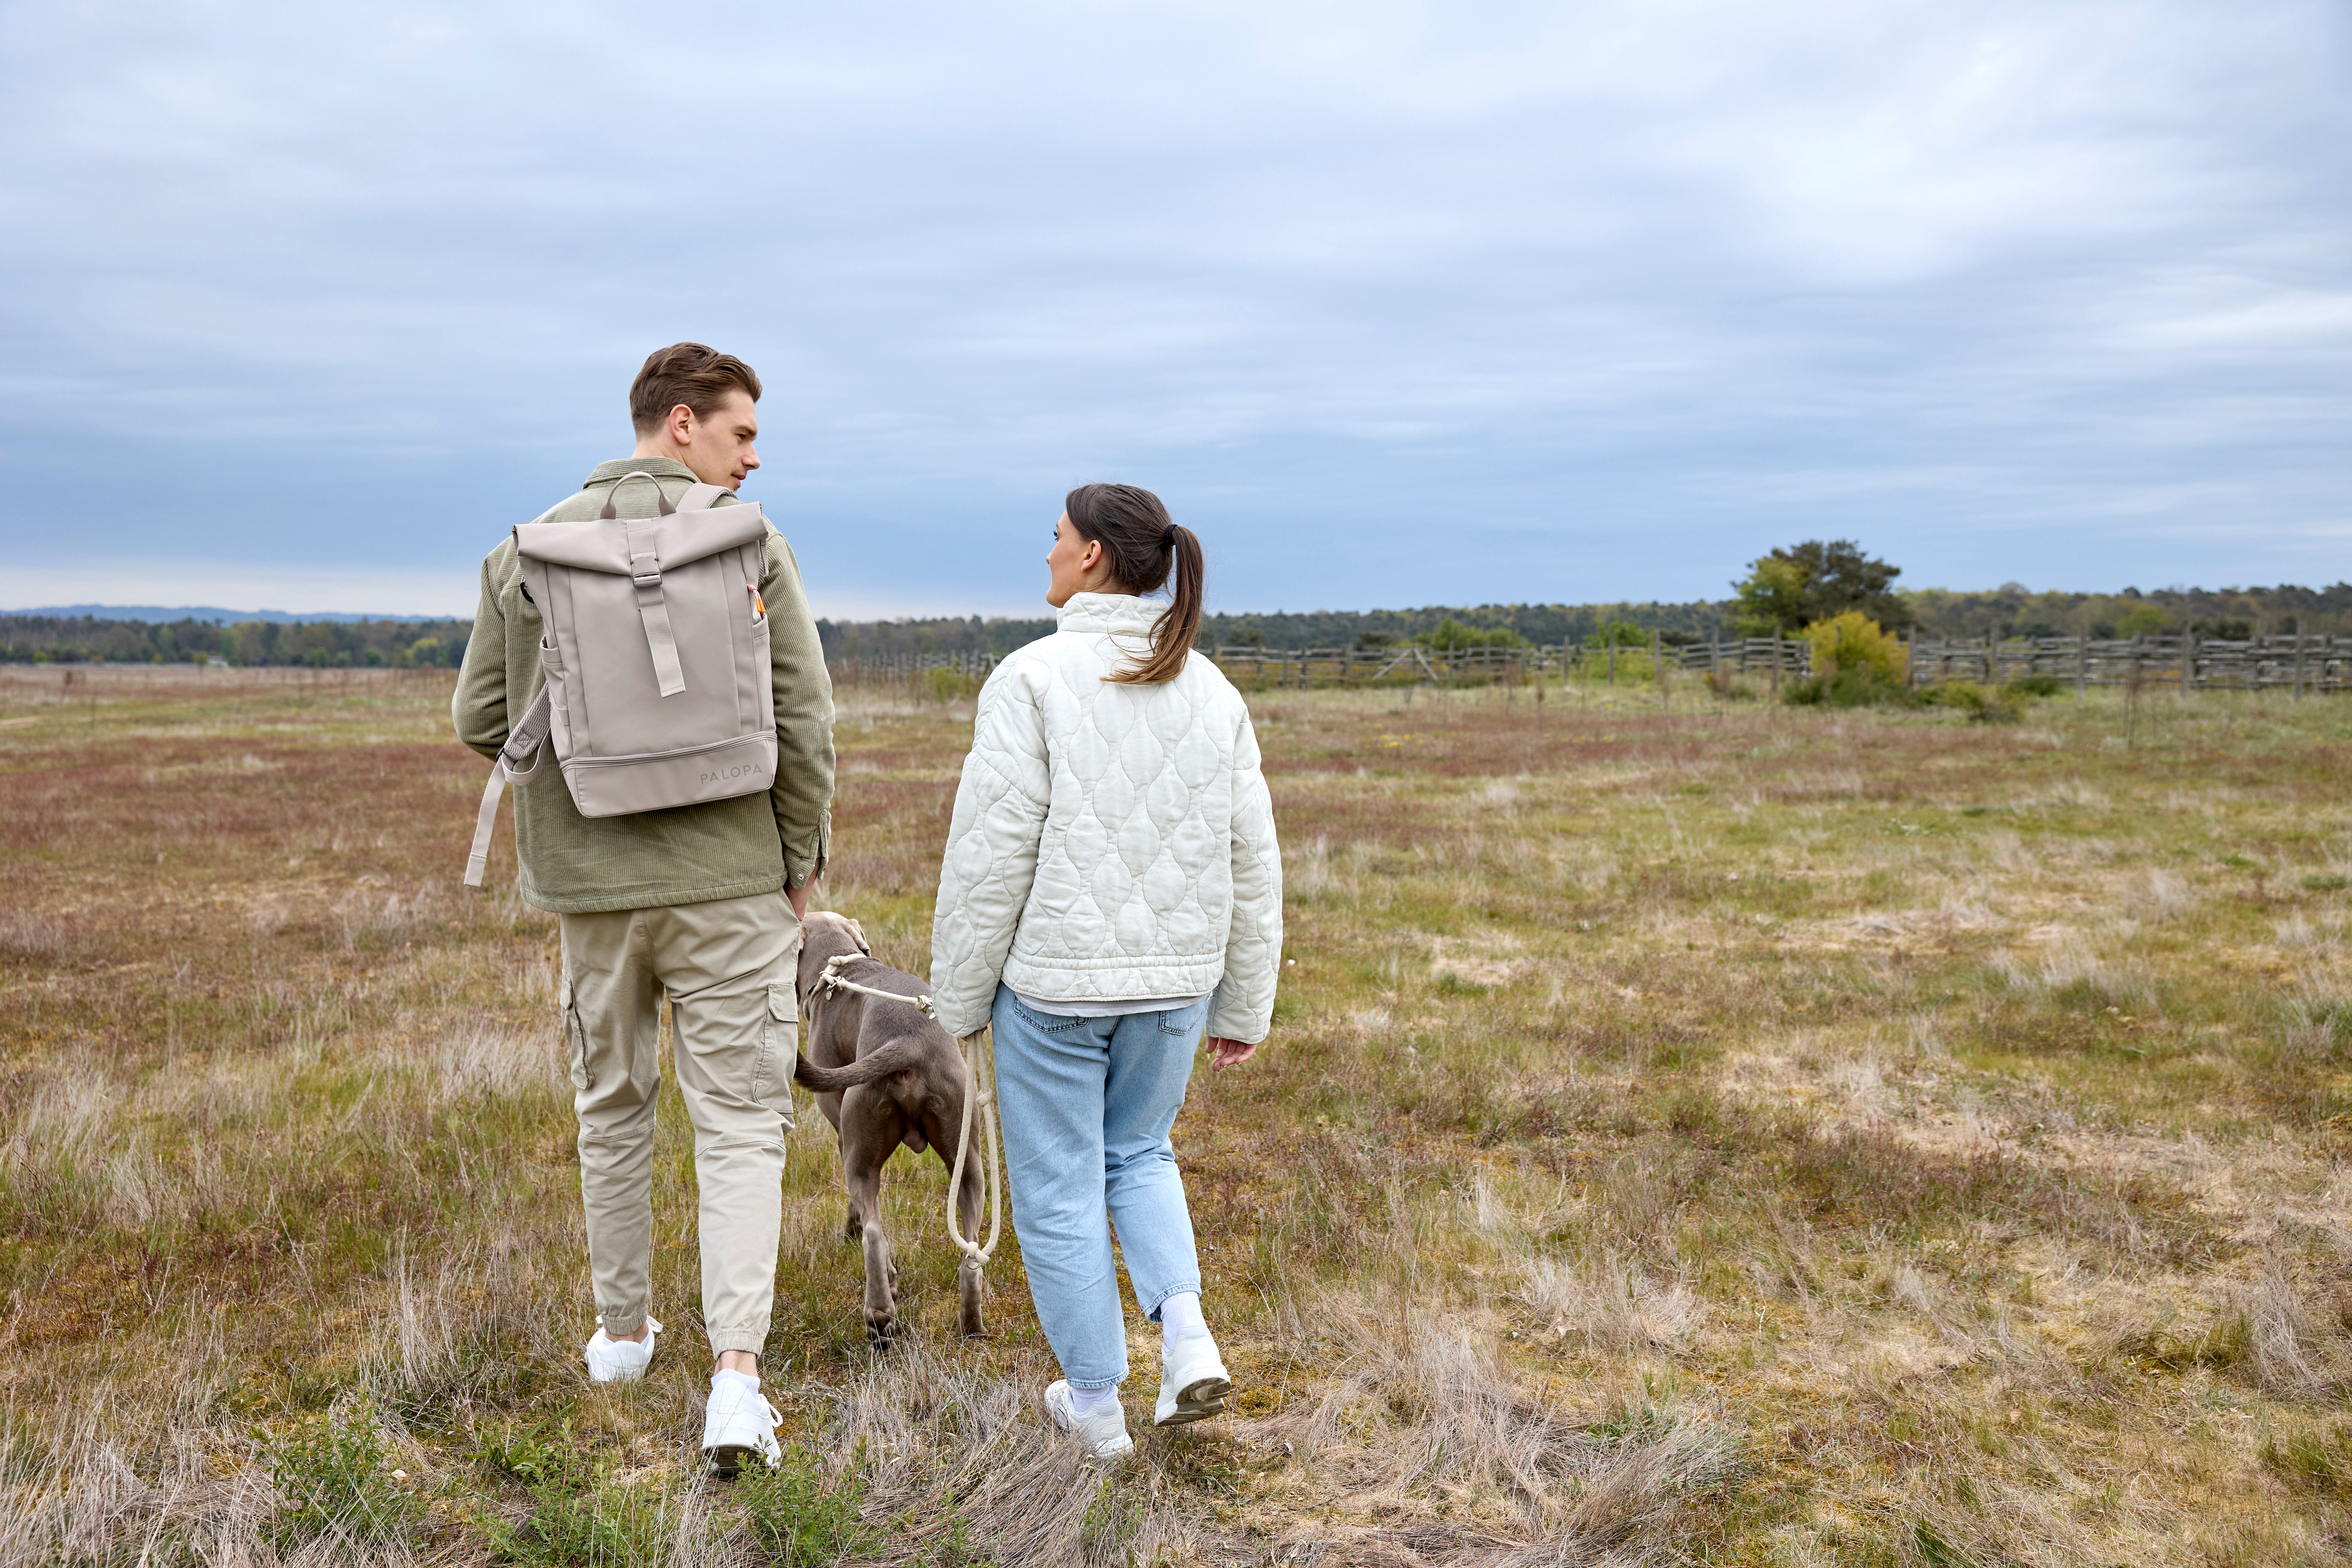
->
xmin=452 ymin=456 xmax=834 ymax=914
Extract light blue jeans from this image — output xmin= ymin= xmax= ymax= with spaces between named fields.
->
xmin=991 ymin=985 xmax=1209 ymax=1389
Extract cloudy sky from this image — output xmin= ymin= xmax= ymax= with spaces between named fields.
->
xmin=2 ymin=0 xmax=2345 ymax=619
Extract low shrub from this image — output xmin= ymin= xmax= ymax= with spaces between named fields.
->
xmin=738 ymin=1443 xmax=873 ymax=1567
xmin=1919 ymin=680 xmax=2024 ymax=724
xmin=1784 ymin=612 xmax=1910 ymax=707
xmin=1802 ymin=612 xmax=1907 ymax=683
xmin=265 ymin=1405 xmax=420 ymax=1549
xmin=472 ymin=1421 xmax=582 ymax=1487
xmin=481 ymin=1474 xmax=671 ymax=1566
xmin=1784 ymin=664 xmax=1907 ymax=708
xmin=1701 ymin=669 xmax=1759 ymax=701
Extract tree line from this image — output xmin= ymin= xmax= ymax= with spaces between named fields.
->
xmin=12 ymin=558 xmax=2348 ymax=667
xmin=0 ymin=615 xmax=471 ymax=667
xmin=1725 ymin=540 xmax=2352 ymax=641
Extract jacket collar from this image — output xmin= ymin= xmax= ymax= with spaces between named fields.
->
xmin=583 ymin=456 xmax=708 ymax=488
xmin=1057 ymin=592 xmax=1164 ymax=636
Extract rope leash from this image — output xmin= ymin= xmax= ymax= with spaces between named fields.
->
xmin=808 ymin=955 xmax=1003 ymax=1269
xmin=814 ymin=952 xmax=938 ymax=1015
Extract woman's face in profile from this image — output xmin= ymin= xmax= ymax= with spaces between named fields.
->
xmin=1045 ymin=512 xmax=1114 ymax=608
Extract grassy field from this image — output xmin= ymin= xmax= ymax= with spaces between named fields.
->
xmin=7 ymin=663 xmax=2352 ymax=1566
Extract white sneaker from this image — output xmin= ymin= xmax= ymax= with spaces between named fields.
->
xmin=1046 ymin=1381 xmax=1134 ymax=1459
xmin=1154 ymin=1332 xmax=1232 ymax=1426
xmin=702 ymin=1373 xmax=782 ymax=1478
xmin=584 ymin=1314 xmax=663 ymax=1384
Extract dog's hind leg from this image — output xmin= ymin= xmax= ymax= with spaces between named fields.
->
xmin=839 ymin=1089 xmax=900 ymax=1348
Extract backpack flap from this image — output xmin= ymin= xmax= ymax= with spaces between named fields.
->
xmin=515 ymin=475 xmax=768 ymax=704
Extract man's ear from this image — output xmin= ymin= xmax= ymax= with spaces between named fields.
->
xmin=847 ymin=918 xmax=871 ymax=954
xmin=665 ymin=403 xmax=695 ymax=446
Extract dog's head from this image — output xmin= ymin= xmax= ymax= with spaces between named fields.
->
xmin=797 ymin=908 xmax=873 ymax=1006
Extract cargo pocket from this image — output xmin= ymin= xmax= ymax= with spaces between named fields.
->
xmin=752 ymin=982 xmax=798 ymax=1127
xmin=560 ymin=975 xmax=589 ymax=1093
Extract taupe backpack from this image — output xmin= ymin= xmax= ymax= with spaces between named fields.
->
xmin=463 ymin=471 xmax=778 ymax=887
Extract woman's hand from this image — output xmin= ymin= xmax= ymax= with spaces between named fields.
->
xmin=1207 ymin=1036 xmax=1258 ymax=1070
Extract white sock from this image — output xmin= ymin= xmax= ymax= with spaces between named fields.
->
xmin=1068 ymin=1383 xmax=1120 ymax=1417
xmin=1159 ymin=1291 xmax=1207 ymax=1342
xmin=713 ymin=1368 xmax=761 ymax=1395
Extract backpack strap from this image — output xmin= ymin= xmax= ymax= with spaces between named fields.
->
xmin=462 ymin=686 xmax=553 ymax=888
xmin=623 ymin=518 xmax=689 ymax=698
xmin=679 ymin=482 xmax=729 ymax=511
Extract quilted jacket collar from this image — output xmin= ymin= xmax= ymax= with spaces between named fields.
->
xmin=1056 ymin=592 xmax=1162 ymax=635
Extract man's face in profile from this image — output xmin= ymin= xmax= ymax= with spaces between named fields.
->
xmin=670 ymin=390 xmax=761 ymax=490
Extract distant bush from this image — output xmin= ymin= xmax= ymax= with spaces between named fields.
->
xmin=1702 ymin=669 xmax=1759 ymax=701
xmin=1414 ymin=617 xmax=1528 ymax=652
xmin=1918 ymin=679 xmax=2023 ymax=724
xmin=1785 ymin=666 xmax=1902 ymax=708
xmin=1584 ymin=619 xmax=1653 ymax=649
xmin=1580 ymin=645 xmax=1656 ymax=684
xmin=919 ymin=667 xmax=982 ymax=702
xmin=1803 ymin=612 xmax=1907 ymax=683
xmin=1785 ymin=612 xmax=1908 ymax=707
xmin=2008 ymin=674 xmax=2064 ymax=698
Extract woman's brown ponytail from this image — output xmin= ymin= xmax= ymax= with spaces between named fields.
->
xmin=1063 ymin=482 xmax=1204 ymax=685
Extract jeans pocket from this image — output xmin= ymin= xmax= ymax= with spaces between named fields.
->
xmin=1010 ymin=996 xmax=1087 ymax=1033
xmin=1158 ymin=999 xmax=1210 ymax=1036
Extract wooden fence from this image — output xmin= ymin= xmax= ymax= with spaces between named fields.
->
xmin=1895 ymin=634 xmax=2352 ymax=693
xmin=828 ymin=633 xmax=2352 ymax=695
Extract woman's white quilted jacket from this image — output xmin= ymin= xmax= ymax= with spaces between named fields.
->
xmin=929 ymin=593 xmax=1283 ymax=1042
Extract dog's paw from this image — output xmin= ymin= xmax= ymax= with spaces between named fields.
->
xmin=865 ymin=1315 xmax=896 ymax=1351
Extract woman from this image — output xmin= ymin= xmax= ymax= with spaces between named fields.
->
xmin=929 ymin=483 xmax=1283 ymax=1458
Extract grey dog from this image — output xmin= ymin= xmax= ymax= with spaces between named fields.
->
xmin=792 ymin=911 xmax=986 ymax=1345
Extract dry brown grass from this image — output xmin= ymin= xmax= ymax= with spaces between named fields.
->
xmin=8 ymin=664 xmax=2352 ymax=1564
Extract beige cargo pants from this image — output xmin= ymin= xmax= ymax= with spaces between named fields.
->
xmin=558 ymin=888 xmax=800 ymax=1359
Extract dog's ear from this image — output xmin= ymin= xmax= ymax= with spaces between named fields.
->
xmin=848 ymin=918 xmax=872 ymax=954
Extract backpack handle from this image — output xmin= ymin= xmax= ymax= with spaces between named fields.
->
xmin=598 ymin=470 xmax=676 ymax=520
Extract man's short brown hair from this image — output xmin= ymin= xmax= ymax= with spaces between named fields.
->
xmin=629 ymin=343 xmax=763 ymax=435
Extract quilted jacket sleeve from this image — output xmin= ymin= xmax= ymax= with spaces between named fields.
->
xmin=929 ymin=663 xmax=1052 ymax=1038
xmin=1209 ymin=707 xmax=1283 ymax=1042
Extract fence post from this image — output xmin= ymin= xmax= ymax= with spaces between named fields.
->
xmin=1770 ymin=630 xmax=1782 ymax=700
xmin=2076 ymin=634 xmax=2088 ymax=701
xmin=2295 ymin=632 xmax=2307 ymax=699
xmin=2181 ymin=633 xmax=2195 ymax=695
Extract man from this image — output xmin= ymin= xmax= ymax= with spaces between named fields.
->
xmin=452 ymin=342 xmax=833 ymax=1472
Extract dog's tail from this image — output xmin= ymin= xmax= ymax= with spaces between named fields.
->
xmin=793 ymin=1036 xmax=935 ymax=1092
